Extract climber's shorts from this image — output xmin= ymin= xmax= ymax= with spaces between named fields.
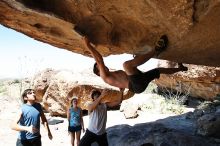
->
xmin=128 ymin=69 xmax=160 ymax=93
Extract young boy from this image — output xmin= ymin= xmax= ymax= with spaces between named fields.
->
xmin=11 ymin=89 xmax=53 ymax=146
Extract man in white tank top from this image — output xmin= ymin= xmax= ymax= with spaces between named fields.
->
xmin=79 ymin=89 xmax=123 ymax=146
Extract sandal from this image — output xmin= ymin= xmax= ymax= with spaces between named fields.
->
xmin=155 ymin=35 xmax=168 ymax=56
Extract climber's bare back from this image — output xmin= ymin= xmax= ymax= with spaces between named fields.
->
xmin=101 ymin=70 xmax=129 ymax=89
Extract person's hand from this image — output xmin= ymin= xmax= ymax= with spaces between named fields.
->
xmin=48 ymin=132 xmax=53 ymax=140
xmin=26 ymin=125 xmax=39 ymax=134
xmin=101 ymin=89 xmax=108 ymax=98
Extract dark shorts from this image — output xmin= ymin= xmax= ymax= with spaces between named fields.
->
xmin=128 ymin=69 xmax=160 ymax=93
xmin=16 ymin=136 xmax=41 ymax=146
xmin=68 ymin=125 xmax=82 ymax=132
xmin=79 ymin=129 xmax=108 ymax=146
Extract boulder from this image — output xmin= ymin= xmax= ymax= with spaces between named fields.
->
xmin=107 ymin=123 xmax=217 ymax=146
xmin=196 ymin=113 xmax=220 ymax=138
xmin=154 ymin=60 xmax=220 ymax=100
xmin=0 ymin=0 xmax=220 ymax=67
xmin=31 ymin=68 xmax=57 ymax=102
xmin=32 ymin=68 xmax=134 ymax=116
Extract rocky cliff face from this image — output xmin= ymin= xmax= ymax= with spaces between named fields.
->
xmin=0 ymin=0 xmax=220 ymax=67
xmin=154 ymin=60 xmax=220 ymax=101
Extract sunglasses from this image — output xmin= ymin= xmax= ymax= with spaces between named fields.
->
xmin=27 ymin=91 xmax=35 ymax=95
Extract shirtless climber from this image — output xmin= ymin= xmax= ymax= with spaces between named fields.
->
xmin=84 ymin=35 xmax=188 ymax=93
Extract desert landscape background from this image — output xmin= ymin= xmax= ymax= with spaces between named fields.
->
xmin=0 ymin=78 xmax=195 ymax=146
xmin=1 ymin=1 xmax=220 ymax=145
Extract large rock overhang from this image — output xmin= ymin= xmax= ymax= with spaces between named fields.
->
xmin=0 ymin=0 xmax=220 ymax=67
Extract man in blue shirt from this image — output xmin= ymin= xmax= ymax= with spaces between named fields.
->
xmin=11 ymin=89 xmax=53 ymax=146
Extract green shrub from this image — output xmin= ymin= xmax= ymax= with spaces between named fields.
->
xmin=143 ymin=83 xmax=157 ymax=94
xmin=161 ymin=98 xmax=185 ymax=114
xmin=13 ymin=79 xmax=21 ymax=84
xmin=141 ymin=94 xmax=185 ymax=115
xmin=0 ymin=84 xmax=6 ymax=93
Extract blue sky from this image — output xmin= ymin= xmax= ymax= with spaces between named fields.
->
xmin=0 ymin=24 xmax=158 ymax=79
xmin=0 ymin=24 xmax=136 ymax=78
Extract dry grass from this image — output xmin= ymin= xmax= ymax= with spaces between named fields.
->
xmin=141 ymin=94 xmax=186 ymax=115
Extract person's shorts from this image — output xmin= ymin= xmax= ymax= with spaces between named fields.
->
xmin=68 ymin=125 xmax=82 ymax=132
xmin=128 ymin=69 xmax=160 ymax=93
xmin=16 ymin=136 xmax=41 ymax=146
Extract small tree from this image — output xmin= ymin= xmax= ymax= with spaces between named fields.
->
xmin=17 ymin=56 xmax=44 ymax=97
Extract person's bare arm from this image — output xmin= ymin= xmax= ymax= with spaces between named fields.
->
xmin=40 ymin=110 xmax=53 ymax=140
xmin=11 ymin=110 xmax=38 ymax=133
xmin=66 ymin=107 xmax=71 ymax=135
xmin=67 ymin=108 xmax=70 ymax=125
xmin=106 ymin=89 xmax=124 ymax=107
xmin=87 ymin=90 xmax=107 ymax=113
xmin=80 ymin=109 xmax=85 ymax=132
xmin=84 ymin=37 xmax=110 ymax=78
